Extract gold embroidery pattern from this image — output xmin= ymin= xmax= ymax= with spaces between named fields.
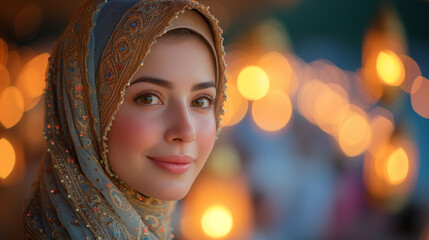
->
xmin=110 ymin=188 xmax=132 ymax=211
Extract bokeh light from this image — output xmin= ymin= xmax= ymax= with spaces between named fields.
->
xmin=18 ymin=101 xmax=45 ymax=158
xmin=337 ymin=110 xmax=372 ymax=157
xmin=257 ymin=51 xmax=297 ymax=96
xmin=0 ymin=138 xmax=16 ymax=179
xmin=201 ymin=205 xmax=234 ymax=238
xmin=385 ymin=147 xmax=409 ymax=185
xmin=369 ymin=113 xmax=395 ymax=155
xmin=320 ymin=64 xmax=351 ymax=94
xmin=361 ymin=4 xmax=407 ymax=102
xmin=364 ymin=135 xmax=418 ymax=211
xmin=16 ymin=52 xmax=49 ymax=111
xmin=297 ymin=79 xmax=325 ymax=123
xmin=0 ymin=86 xmax=24 ymax=129
xmin=251 ymin=89 xmax=292 ymax=132
xmin=221 ymin=82 xmax=248 ymax=127
xmin=181 ymin=174 xmax=253 ymax=240
xmin=363 ymin=52 xmax=384 ymax=102
xmin=376 ymin=50 xmax=405 ymax=86
xmin=364 ymin=143 xmax=395 ymax=201
xmin=237 ymin=65 xmax=269 ymax=101
xmin=300 ymin=63 xmax=318 ymax=85
xmin=312 ymin=83 xmax=349 ymax=135
xmin=411 ymin=76 xmax=429 ymax=119
xmin=399 ymin=55 xmax=421 ymax=93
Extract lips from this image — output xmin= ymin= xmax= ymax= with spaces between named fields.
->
xmin=147 ymin=155 xmax=194 ymax=174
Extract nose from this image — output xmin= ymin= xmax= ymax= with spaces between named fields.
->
xmin=164 ymin=103 xmax=196 ymax=143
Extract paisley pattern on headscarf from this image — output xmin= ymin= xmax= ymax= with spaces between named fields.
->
xmin=21 ymin=0 xmax=227 ymax=239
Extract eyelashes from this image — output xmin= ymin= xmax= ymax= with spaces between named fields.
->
xmin=133 ymin=90 xmax=163 ymax=106
xmin=191 ymin=94 xmax=214 ymax=109
xmin=133 ymin=90 xmax=215 ymax=109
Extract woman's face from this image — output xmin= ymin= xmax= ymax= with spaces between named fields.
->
xmin=107 ymin=33 xmax=217 ymax=200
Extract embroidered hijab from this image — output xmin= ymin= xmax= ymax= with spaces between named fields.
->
xmin=22 ymin=0 xmax=226 ymax=239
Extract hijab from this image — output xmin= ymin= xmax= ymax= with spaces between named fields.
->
xmin=21 ymin=0 xmax=227 ymax=239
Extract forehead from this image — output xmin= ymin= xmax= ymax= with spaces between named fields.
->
xmin=132 ymin=34 xmax=216 ymax=84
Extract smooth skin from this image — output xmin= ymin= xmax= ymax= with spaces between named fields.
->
xmin=107 ymin=33 xmax=217 ymax=200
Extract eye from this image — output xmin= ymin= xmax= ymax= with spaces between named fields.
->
xmin=192 ymin=94 xmax=214 ymax=109
xmin=134 ymin=91 xmax=163 ymax=106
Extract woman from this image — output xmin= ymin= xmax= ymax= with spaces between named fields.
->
xmin=22 ymin=0 xmax=227 ymax=239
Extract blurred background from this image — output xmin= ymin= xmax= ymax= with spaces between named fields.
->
xmin=1 ymin=0 xmax=429 ymax=239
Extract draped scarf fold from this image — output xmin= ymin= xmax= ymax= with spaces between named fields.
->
xmin=22 ymin=0 xmax=227 ymax=239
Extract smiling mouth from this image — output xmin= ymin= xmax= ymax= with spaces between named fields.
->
xmin=147 ymin=155 xmax=194 ymax=174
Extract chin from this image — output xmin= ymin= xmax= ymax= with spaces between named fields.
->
xmin=157 ymin=191 xmax=188 ymax=201
xmin=142 ymin=181 xmax=193 ymax=201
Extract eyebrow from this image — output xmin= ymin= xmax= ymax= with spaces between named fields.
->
xmin=130 ymin=76 xmax=216 ymax=91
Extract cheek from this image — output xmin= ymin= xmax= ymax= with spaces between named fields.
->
xmin=196 ymin=116 xmax=216 ymax=158
xmin=108 ymin=108 xmax=159 ymax=151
